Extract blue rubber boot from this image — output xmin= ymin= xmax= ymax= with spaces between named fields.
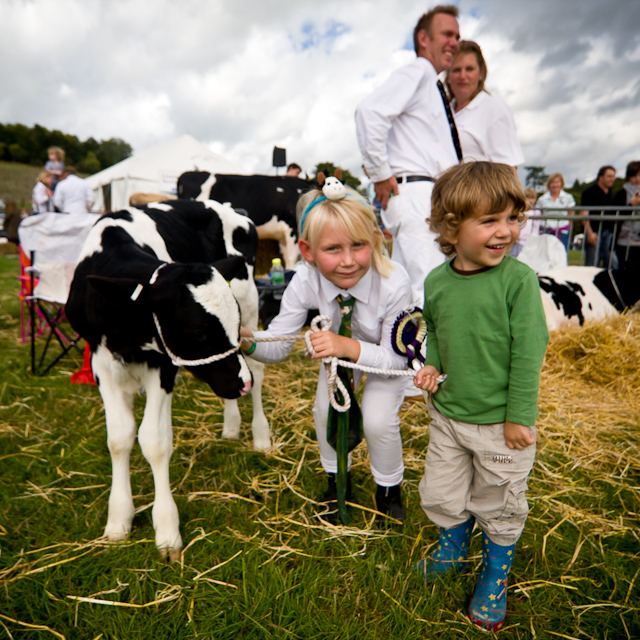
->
xmin=415 ymin=518 xmax=475 ymax=582
xmin=468 ymin=532 xmax=517 ymax=632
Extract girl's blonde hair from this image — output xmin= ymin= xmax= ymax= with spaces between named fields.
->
xmin=47 ymin=146 xmax=65 ymax=161
xmin=430 ymin=161 xmax=528 ymax=257
xmin=296 ymin=185 xmax=393 ymax=277
xmin=36 ymin=170 xmax=52 ymax=185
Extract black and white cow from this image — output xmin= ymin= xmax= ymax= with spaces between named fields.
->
xmin=66 ymin=199 xmax=270 ymax=560
xmin=177 ymin=172 xmax=314 ymax=269
xmin=538 ymin=266 xmax=640 ymax=331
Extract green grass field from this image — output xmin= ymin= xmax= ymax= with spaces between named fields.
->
xmin=0 ymin=254 xmax=638 ymax=639
xmin=0 ymin=161 xmax=42 ymax=208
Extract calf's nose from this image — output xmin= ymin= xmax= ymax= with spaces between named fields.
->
xmin=240 ymin=380 xmax=252 ymax=396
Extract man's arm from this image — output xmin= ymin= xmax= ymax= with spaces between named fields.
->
xmin=580 ymin=191 xmax=597 ymax=245
xmin=355 ymin=62 xmax=425 ymax=205
xmin=85 ymin=183 xmax=95 ymax=211
xmin=53 ymin=184 xmax=64 ymax=212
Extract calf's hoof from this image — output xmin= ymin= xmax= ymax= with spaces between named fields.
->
xmin=253 ymin=437 xmax=271 ymax=452
xmin=104 ymin=521 xmax=131 ymax=542
xmin=159 ymin=545 xmax=183 ymax=563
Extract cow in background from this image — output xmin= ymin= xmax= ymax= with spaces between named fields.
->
xmin=66 ymin=199 xmax=270 ymax=561
xmin=177 ymin=172 xmax=315 ymax=269
xmin=538 ymin=266 xmax=640 ymax=331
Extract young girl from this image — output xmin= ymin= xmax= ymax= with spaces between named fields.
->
xmin=45 ymin=147 xmax=65 ymax=189
xmin=241 ymin=178 xmax=412 ymax=523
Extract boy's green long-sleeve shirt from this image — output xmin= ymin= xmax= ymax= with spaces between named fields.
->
xmin=423 ymin=256 xmax=549 ymax=426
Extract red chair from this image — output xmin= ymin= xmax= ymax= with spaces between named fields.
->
xmin=17 ymin=245 xmax=48 ymax=343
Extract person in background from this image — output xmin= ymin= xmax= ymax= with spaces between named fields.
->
xmin=413 ymin=162 xmax=548 ymax=632
xmin=285 ymin=163 xmax=302 ymax=178
xmin=362 ymin=164 xmax=385 ymax=231
xmin=2 ymin=199 xmax=22 ymax=244
xmin=44 ymin=146 xmax=65 ymax=189
xmin=355 ymin=5 xmax=461 ymax=307
xmin=614 ymin=160 xmax=640 ymax=271
xmin=32 ymin=171 xmax=55 ymax=214
xmin=580 ymin=165 xmax=617 ymax=268
xmin=536 ymin=173 xmax=575 ymax=251
xmin=446 ymin=40 xmax=524 ymax=170
xmin=53 ymin=167 xmax=95 ymax=214
xmin=510 ymin=188 xmax=541 ymax=257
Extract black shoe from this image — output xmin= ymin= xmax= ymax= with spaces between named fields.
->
xmin=375 ymin=483 xmax=406 ymax=523
xmin=319 ymin=473 xmax=351 ymax=524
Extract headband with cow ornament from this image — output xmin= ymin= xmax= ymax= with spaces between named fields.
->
xmin=299 ymin=169 xmax=348 ymax=235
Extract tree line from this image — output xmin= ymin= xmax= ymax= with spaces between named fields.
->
xmin=0 ymin=122 xmax=132 ymax=175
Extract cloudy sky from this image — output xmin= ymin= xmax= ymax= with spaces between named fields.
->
xmin=2 ymin=0 xmax=639 ymax=186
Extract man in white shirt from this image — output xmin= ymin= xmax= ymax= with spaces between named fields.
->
xmin=53 ymin=167 xmax=95 ymax=214
xmin=355 ymin=5 xmax=461 ymax=305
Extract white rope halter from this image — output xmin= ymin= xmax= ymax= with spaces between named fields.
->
xmin=134 ymin=264 xmax=243 ymax=368
xmin=240 ymin=315 xmax=441 ymax=413
xmin=133 ymin=264 xmax=442 ymax=406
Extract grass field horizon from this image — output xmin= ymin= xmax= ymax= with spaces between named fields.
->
xmin=0 ymin=253 xmax=638 ymax=639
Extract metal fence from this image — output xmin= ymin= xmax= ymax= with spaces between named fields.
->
xmin=530 ymin=205 xmax=640 ymax=269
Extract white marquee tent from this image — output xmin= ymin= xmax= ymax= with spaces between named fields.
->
xmin=86 ymin=134 xmax=245 ymax=212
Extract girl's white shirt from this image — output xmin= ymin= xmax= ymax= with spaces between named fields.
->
xmin=251 ymin=261 xmax=412 ymax=378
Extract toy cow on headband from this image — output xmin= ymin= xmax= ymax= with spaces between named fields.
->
xmin=316 ymin=169 xmax=346 ymax=201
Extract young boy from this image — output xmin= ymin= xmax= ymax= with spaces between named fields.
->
xmin=413 ymin=161 xmax=549 ymax=632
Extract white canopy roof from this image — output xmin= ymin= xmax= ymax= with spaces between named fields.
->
xmin=85 ymin=134 xmax=245 ymax=212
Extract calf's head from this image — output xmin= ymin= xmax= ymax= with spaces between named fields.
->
xmin=89 ymin=257 xmax=252 ymax=399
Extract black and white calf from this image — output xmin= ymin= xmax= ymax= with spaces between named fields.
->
xmin=538 ymin=266 xmax=640 ymax=331
xmin=66 ymin=199 xmax=270 ymax=560
xmin=177 ymin=172 xmax=314 ymax=269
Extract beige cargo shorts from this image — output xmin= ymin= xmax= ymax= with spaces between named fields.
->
xmin=419 ymin=402 xmax=536 ymax=546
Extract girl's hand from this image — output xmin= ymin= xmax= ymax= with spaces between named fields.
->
xmin=414 ymin=365 xmax=441 ymax=394
xmin=239 ymin=326 xmax=253 ymax=352
xmin=309 ymin=331 xmax=360 ymax=361
xmin=504 ymin=421 xmax=535 ymax=450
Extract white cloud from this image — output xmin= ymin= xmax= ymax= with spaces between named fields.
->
xmin=1 ymin=0 xmax=639 ymax=185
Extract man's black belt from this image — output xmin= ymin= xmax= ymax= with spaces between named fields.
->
xmin=395 ymin=175 xmax=435 ymax=184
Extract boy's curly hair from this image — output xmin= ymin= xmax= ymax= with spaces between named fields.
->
xmin=429 ymin=161 xmax=529 ymax=257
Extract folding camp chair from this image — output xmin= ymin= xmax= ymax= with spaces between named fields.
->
xmin=17 ymin=244 xmax=48 ymax=343
xmin=18 ymin=213 xmax=100 ymax=375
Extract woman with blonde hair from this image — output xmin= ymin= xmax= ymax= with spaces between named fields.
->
xmin=536 ymin=173 xmax=575 ymax=250
xmin=32 ymin=170 xmax=55 ymax=214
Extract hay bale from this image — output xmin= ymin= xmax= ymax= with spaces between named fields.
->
xmin=543 ymin=314 xmax=640 ymax=388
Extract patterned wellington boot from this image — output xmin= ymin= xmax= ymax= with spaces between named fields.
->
xmin=414 ymin=517 xmax=475 ymax=582
xmin=375 ymin=483 xmax=406 ymax=523
xmin=468 ymin=532 xmax=517 ymax=632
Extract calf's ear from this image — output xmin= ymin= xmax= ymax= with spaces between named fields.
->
xmin=87 ymin=275 xmax=146 ymax=303
xmin=211 ymin=256 xmax=247 ymax=282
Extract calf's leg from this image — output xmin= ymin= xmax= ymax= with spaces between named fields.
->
xmin=137 ymin=368 xmax=182 ymax=560
xmin=94 ymin=347 xmax=137 ymax=542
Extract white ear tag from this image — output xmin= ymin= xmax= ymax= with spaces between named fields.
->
xmin=130 ymin=284 xmax=144 ymax=301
